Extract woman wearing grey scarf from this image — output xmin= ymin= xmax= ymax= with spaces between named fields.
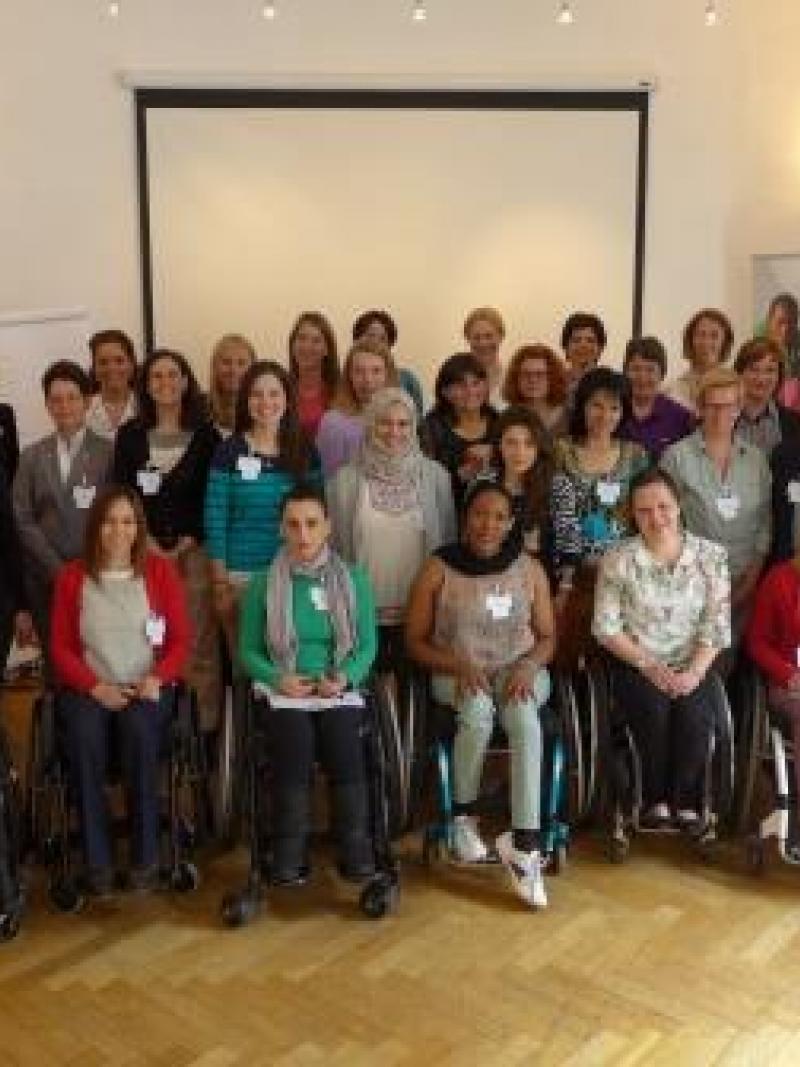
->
xmin=327 ymin=387 xmax=456 ymax=627
xmin=239 ymin=485 xmax=378 ymax=885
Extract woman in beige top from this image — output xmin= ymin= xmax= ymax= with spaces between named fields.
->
xmin=406 ymin=481 xmax=555 ymax=908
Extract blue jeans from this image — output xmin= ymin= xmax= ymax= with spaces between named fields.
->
xmin=60 ymin=689 xmax=171 ymax=871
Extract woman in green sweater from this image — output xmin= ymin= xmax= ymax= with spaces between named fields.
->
xmin=239 ymin=484 xmax=378 ymax=884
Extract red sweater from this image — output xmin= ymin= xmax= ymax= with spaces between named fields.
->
xmin=51 ymin=555 xmax=190 ymax=693
xmin=746 ymin=561 xmax=800 ymax=688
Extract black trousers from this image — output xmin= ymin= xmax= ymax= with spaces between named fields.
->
xmin=264 ymin=704 xmax=367 ymax=791
xmin=608 ymin=657 xmax=718 ymax=810
xmin=60 ymin=690 xmax=171 ymax=871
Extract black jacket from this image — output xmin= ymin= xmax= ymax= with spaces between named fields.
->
xmin=113 ymin=419 xmax=219 ymax=549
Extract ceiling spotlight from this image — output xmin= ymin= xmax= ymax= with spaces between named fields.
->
xmin=107 ymin=1 xmax=120 ymax=15
xmin=704 ymin=2 xmax=718 ymax=26
xmin=412 ymin=2 xmax=427 ymax=23
xmin=556 ymin=2 xmax=574 ymax=26
xmin=261 ymin=2 xmax=277 ymax=19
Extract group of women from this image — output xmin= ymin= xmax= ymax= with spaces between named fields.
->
xmin=4 ymin=293 xmax=800 ymax=911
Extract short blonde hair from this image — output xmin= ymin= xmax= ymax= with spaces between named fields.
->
xmin=463 ymin=306 xmax=506 ymax=340
xmin=696 ymin=366 xmax=742 ymax=408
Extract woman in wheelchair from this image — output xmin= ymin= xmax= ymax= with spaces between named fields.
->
xmin=238 ymin=484 xmax=378 ymax=885
xmin=405 ymin=480 xmax=556 ymax=908
xmin=746 ymin=556 xmax=800 ymax=833
xmin=592 ymin=468 xmax=731 ymax=831
xmin=50 ymin=485 xmax=190 ymax=895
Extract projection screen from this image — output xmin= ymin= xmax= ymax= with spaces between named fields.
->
xmin=137 ymin=89 xmax=649 ymax=389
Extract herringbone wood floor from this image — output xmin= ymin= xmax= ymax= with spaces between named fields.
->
xmin=3 ymin=687 xmax=800 ymax=1066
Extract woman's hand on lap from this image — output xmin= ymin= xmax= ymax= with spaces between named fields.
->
xmin=91 ymin=682 xmax=130 ymax=710
xmin=278 ymin=674 xmax=315 ymax=698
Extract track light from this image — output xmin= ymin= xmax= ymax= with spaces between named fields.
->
xmin=556 ymin=2 xmax=574 ymax=26
xmin=261 ymin=2 xmax=277 ymax=19
xmin=704 ymin=2 xmax=718 ymax=26
xmin=107 ymin=1 xmax=120 ymax=16
xmin=412 ymin=2 xmax=427 ymax=23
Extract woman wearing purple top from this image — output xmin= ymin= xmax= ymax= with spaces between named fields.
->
xmin=620 ymin=337 xmax=696 ymax=460
xmin=315 ymin=339 xmax=398 ymax=479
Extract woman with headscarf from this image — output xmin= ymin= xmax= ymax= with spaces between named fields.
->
xmin=327 ymin=386 xmax=456 ymax=635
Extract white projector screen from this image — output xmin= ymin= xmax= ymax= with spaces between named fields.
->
xmin=141 ymin=93 xmax=646 ymax=390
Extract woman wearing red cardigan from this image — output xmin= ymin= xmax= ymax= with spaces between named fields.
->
xmin=746 ymin=557 xmax=800 ymax=827
xmin=51 ymin=485 xmax=190 ymax=895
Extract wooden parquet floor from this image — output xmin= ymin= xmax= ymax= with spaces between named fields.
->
xmin=4 ymin=690 xmax=800 ymax=1064
xmin=3 ymin=835 xmax=800 ymax=1065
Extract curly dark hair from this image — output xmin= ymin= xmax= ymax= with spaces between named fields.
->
xmin=352 ymin=309 xmax=398 ymax=348
xmin=137 ymin=349 xmax=208 ymax=431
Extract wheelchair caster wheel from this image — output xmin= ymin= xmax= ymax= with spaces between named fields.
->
xmin=608 ymin=837 xmax=629 ymax=864
xmin=0 ymin=912 xmax=21 ymax=942
xmin=746 ymin=836 xmax=766 ymax=875
xmin=359 ymin=874 xmax=398 ymax=920
xmin=50 ymin=879 xmax=85 ymax=914
xmin=221 ymin=892 xmax=259 ymax=928
xmin=171 ymin=862 xmax=200 ymax=894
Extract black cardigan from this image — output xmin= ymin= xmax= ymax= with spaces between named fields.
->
xmin=0 ymin=404 xmax=20 ymax=481
xmin=0 ymin=461 xmax=25 ymax=612
xmin=113 ymin=418 xmax=220 ymax=549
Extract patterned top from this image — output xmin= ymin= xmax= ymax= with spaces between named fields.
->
xmin=553 ymin=438 xmax=650 ymax=563
xmin=659 ymin=430 xmax=771 ymax=581
xmin=433 ymin=554 xmax=536 ymax=679
xmin=592 ymin=532 xmax=731 ymax=667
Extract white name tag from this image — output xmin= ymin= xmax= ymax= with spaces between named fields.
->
xmin=716 ymin=493 xmax=740 ymax=521
xmin=485 ymin=591 xmax=512 ymax=620
xmin=789 ymin=481 xmax=800 ymax=505
xmin=137 ymin=469 xmax=162 ymax=496
xmin=596 ymin=480 xmax=621 ymax=506
xmin=72 ymin=482 xmax=96 ymax=510
xmin=145 ymin=613 xmax=166 ymax=647
xmin=310 ymin=585 xmax=328 ymax=611
xmin=237 ymin=455 xmax=261 ymax=481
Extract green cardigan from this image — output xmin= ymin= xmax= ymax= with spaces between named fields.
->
xmin=239 ymin=562 xmax=377 ymax=689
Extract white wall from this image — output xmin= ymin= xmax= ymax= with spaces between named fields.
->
xmin=0 ymin=0 xmax=791 ymax=385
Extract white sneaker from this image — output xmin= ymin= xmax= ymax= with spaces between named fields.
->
xmin=452 ymin=815 xmax=489 ymax=863
xmin=496 ymin=831 xmax=548 ymax=909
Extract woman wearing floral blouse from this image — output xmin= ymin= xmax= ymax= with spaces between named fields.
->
xmin=593 ymin=468 xmax=731 ymax=830
xmin=553 ymin=368 xmax=649 ymax=665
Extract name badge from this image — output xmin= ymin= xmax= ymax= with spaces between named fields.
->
xmin=237 ymin=455 xmax=261 ymax=481
xmin=137 ymin=469 xmax=162 ymax=496
xmin=716 ymin=493 xmax=740 ymax=521
xmin=596 ymin=480 xmax=621 ymax=506
xmin=788 ymin=481 xmax=800 ymax=505
xmin=72 ymin=481 xmax=96 ymax=510
xmin=145 ymin=613 xmax=166 ymax=647
xmin=485 ymin=591 xmax=512 ymax=620
xmin=310 ymin=585 xmax=328 ymax=611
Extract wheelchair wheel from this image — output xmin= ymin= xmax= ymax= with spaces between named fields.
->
xmin=0 ymin=910 xmax=21 ymax=942
xmin=707 ymin=672 xmax=735 ymax=826
xmin=746 ymin=835 xmax=767 ymax=876
xmin=359 ymin=871 xmax=399 ymax=919
xmin=220 ymin=889 xmax=261 ymax=928
xmin=371 ymin=676 xmax=406 ymax=839
xmin=553 ymin=675 xmax=584 ymax=824
xmin=734 ymin=664 xmax=769 ymax=834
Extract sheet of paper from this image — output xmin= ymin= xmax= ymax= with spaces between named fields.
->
xmin=252 ymin=683 xmax=365 ymax=710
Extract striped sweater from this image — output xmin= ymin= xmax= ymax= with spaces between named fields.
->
xmin=204 ymin=435 xmax=321 ymax=573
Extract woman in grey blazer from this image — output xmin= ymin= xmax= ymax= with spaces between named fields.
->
xmin=13 ymin=361 xmax=113 ymax=663
xmin=327 ymin=386 xmax=456 ymax=681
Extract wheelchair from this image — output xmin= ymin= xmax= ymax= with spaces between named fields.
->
xmin=582 ymin=659 xmax=735 ymax=863
xmin=27 ymin=683 xmax=208 ymax=911
xmin=0 ymin=722 xmax=24 ymax=941
xmin=733 ymin=661 xmax=800 ymax=873
xmin=419 ymin=669 xmax=576 ymax=875
xmin=220 ymin=681 xmax=401 ymax=928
